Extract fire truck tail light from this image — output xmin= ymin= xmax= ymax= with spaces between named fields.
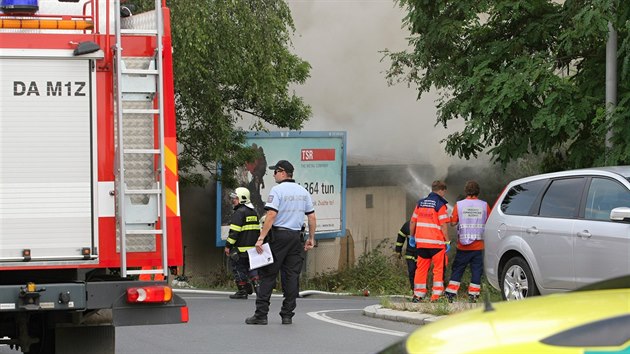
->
xmin=126 ymin=286 xmax=173 ymax=303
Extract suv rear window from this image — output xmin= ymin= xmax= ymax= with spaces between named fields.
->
xmin=538 ymin=178 xmax=585 ymax=218
xmin=501 ymin=179 xmax=547 ymax=215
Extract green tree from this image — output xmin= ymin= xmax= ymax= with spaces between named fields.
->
xmin=154 ymin=1 xmax=311 ymax=186
xmin=385 ymin=0 xmax=630 ymax=171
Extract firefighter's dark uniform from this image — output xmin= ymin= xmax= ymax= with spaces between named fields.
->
xmin=226 ymin=203 xmax=261 ymax=298
xmin=395 ymin=220 xmax=417 ymax=291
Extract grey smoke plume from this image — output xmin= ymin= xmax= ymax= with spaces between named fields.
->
xmin=287 ymin=0 xmax=470 ymax=177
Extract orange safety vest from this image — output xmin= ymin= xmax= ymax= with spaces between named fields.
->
xmin=411 ymin=192 xmax=450 ymax=248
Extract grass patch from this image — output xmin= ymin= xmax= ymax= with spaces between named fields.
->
xmin=386 ymin=299 xmax=482 ymax=316
xmin=303 ymin=239 xmax=504 ymax=303
xmin=303 ymin=239 xmax=410 ymax=296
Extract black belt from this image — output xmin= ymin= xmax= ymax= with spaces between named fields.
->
xmin=272 ymin=226 xmax=297 ymax=232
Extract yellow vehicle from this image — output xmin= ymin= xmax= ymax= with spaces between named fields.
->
xmin=379 ymin=276 xmax=630 ymax=354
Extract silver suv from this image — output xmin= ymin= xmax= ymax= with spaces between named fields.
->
xmin=484 ymin=166 xmax=630 ymax=300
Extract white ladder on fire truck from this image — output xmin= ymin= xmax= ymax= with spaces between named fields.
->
xmin=113 ymin=0 xmax=168 ymax=279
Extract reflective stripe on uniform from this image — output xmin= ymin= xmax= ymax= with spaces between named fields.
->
xmin=230 ymin=224 xmax=259 ymax=232
xmin=241 ymin=224 xmax=260 ymax=231
xmin=445 ymin=280 xmax=460 ymax=295
xmin=459 ymin=233 xmax=483 ymax=238
xmin=415 ymin=222 xmax=441 ymax=230
xmin=413 ymin=283 xmax=427 ymax=298
xmin=459 ymin=224 xmax=485 ymax=229
xmin=432 ymin=281 xmax=445 ymax=296
xmin=468 ymin=283 xmax=481 ymax=296
xmin=415 ymin=238 xmax=448 ymax=245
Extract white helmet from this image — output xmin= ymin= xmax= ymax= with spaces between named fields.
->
xmin=231 ymin=187 xmax=250 ymax=204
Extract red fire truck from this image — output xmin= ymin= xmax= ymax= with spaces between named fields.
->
xmin=0 ymin=1 xmax=188 ymax=352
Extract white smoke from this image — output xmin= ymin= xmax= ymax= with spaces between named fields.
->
xmin=286 ymin=0 xmax=472 ymax=178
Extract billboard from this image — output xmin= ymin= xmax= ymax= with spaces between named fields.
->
xmin=216 ymin=131 xmax=347 ymax=247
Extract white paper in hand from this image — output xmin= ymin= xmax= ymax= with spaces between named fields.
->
xmin=247 ymin=243 xmax=274 ymax=270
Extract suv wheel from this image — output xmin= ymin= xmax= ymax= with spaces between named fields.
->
xmin=500 ymin=257 xmax=540 ymax=301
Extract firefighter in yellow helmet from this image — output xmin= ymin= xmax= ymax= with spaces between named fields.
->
xmin=225 ymin=187 xmax=261 ymax=299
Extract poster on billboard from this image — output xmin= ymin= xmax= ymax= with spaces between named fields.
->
xmin=215 ymin=131 xmax=346 ymax=247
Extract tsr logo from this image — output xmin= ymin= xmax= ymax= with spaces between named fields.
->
xmin=301 ymin=149 xmax=314 ymax=161
xmin=300 ymin=149 xmax=335 ymax=161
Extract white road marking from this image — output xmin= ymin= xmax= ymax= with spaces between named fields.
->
xmin=307 ymin=309 xmax=407 ymax=337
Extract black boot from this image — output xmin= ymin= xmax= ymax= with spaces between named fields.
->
xmin=245 ymin=315 xmax=267 ymax=325
xmin=230 ymin=282 xmax=248 ymax=299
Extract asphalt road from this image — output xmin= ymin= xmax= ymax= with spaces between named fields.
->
xmin=0 ymin=291 xmax=420 ymax=353
xmin=116 ymin=291 xmax=419 ymax=354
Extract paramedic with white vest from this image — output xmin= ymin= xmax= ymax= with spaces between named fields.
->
xmin=445 ymin=180 xmax=491 ymax=303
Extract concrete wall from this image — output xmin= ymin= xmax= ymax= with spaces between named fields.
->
xmin=346 ymin=186 xmax=407 ymax=257
xmin=303 ymin=186 xmax=408 ymax=276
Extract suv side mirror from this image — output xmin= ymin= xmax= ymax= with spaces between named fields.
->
xmin=609 ymin=207 xmax=630 ymax=222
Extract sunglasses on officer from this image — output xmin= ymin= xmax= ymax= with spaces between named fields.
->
xmin=274 ymin=169 xmax=285 ymax=175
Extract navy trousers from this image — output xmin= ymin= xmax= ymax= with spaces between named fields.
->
xmin=449 ymin=249 xmax=483 ymax=285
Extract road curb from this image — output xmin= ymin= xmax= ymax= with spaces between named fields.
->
xmin=363 ymin=305 xmax=444 ymax=325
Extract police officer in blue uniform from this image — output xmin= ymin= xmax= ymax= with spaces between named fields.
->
xmin=245 ymin=160 xmax=316 ymax=325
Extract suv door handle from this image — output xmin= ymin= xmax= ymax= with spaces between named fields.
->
xmin=577 ymin=230 xmax=592 ymax=239
xmin=526 ymin=227 xmax=539 ymax=234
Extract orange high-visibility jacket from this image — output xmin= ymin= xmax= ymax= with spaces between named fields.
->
xmin=411 ymin=192 xmax=450 ymax=249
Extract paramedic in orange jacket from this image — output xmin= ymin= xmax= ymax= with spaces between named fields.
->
xmin=410 ymin=180 xmax=450 ymax=302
